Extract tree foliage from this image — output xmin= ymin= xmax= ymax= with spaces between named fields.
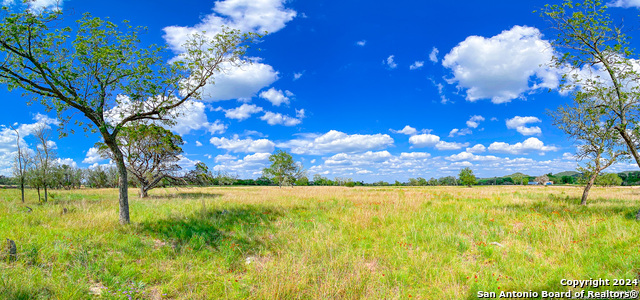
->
xmin=0 ymin=8 xmax=258 ymax=223
xmin=551 ymin=99 xmax=627 ymax=204
xmin=458 ymin=167 xmax=477 ymax=187
xmin=511 ymin=173 xmax=526 ymax=185
xmin=596 ymin=172 xmax=623 ymax=186
xmin=97 ymin=123 xmax=184 ymax=198
xmin=262 ymin=150 xmax=304 ymax=187
xmin=541 ymin=0 xmax=640 ymax=215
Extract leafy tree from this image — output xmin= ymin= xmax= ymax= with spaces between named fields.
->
xmin=0 ymin=9 xmax=257 ymax=224
xmin=185 ymin=162 xmax=213 ymax=186
xmin=212 ymin=170 xmax=238 ymax=186
xmin=344 ymin=181 xmax=356 ymax=188
xmin=263 ymin=150 xmax=304 ymax=187
xmin=408 ymin=177 xmax=428 ymax=186
xmin=560 ymin=175 xmax=575 ymax=184
xmin=0 ymin=175 xmax=14 ymax=185
xmin=619 ymin=171 xmax=640 ymax=185
xmin=294 ymin=176 xmax=309 ymax=186
xmin=85 ymin=166 xmax=109 ymax=188
xmin=541 ymin=0 xmax=640 ymax=217
xmin=97 ymin=123 xmax=184 ymax=198
xmin=458 ymin=167 xmax=477 ymax=187
xmin=552 ymin=100 xmax=626 ymax=204
xmin=312 ymin=174 xmax=333 ymax=186
xmin=438 ymin=176 xmax=458 ymax=186
xmin=255 ymin=176 xmax=272 ymax=186
xmin=596 ymin=173 xmax=623 ymax=186
xmin=334 ymin=177 xmax=353 ymax=186
xmin=372 ymin=180 xmax=389 ymax=186
xmin=84 ymin=165 xmax=119 ymax=188
xmin=51 ymin=164 xmax=82 ymax=189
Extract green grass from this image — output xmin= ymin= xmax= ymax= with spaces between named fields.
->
xmin=0 ymin=185 xmax=639 ymax=299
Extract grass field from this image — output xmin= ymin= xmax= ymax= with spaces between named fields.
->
xmin=1 ymin=185 xmax=639 ymax=299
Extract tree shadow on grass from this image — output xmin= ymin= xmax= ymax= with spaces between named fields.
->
xmin=135 ymin=205 xmax=283 ymax=268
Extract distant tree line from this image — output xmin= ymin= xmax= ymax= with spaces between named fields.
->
xmin=5 ymin=166 xmax=638 ymax=190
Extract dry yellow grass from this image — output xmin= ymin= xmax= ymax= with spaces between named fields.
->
xmin=0 ymin=185 xmax=639 ymax=299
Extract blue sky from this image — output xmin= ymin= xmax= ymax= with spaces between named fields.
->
xmin=2 ymin=0 xmax=640 ymax=181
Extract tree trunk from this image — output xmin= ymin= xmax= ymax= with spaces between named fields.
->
xmin=44 ymin=184 xmax=48 ymax=203
xmin=105 ymin=137 xmax=130 ymax=225
xmin=139 ymin=185 xmax=148 ymax=198
xmin=20 ymin=179 xmax=24 ymax=203
xmin=36 ymin=187 xmax=41 ymax=202
xmin=581 ymin=174 xmax=597 ymax=205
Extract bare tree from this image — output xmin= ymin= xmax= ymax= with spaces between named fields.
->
xmin=33 ymin=124 xmax=56 ymax=203
xmin=10 ymin=125 xmax=29 ymax=202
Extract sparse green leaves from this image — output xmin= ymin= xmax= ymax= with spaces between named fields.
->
xmin=0 ymin=8 xmax=258 ymax=223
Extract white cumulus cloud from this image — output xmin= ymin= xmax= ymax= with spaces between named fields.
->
xmin=607 ymin=0 xmax=640 ymax=7
xmin=435 ymin=141 xmax=469 ymax=151
xmin=3 ymin=0 xmax=63 ymax=11
xmin=449 ymin=128 xmax=472 ymax=137
xmin=260 ymin=111 xmax=302 ymax=126
xmin=409 ymin=61 xmax=424 ymax=70
xmin=325 ymin=151 xmax=393 ymax=166
xmin=259 ymin=88 xmax=292 ymax=106
xmin=384 ymin=55 xmax=398 ymax=69
xmin=390 ymin=125 xmax=419 ymax=135
xmin=224 ymin=104 xmax=264 ymax=121
xmin=279 ymin=130 xmax=394 ymax=155
xmin=446 ymin=152 xmax=500 ymax=162
xmin=162 ymin=0 xmax=294 ymax=102
xmin=212 ymin=152 xmax=272 ymax=178
xmin=198 ymin=61 xmax=280 ymax=101
xmin=409 ymin=134 xmax=440 ymax=148
xmin=168 ymin=100 xmax=227 ymax=135
xmin=488 ymin=137 xmax=559 ymax=155
xmin=83 ymin=147 xmax=104 ymax=164
xmin=163 ymin=0 xmax=296 ymax=52
xmin=442 ymin=25 xmax=558 ymax=104
xmin=429 ymin=47 xmax=439 ymax=63
xmin=466 ymin=115 xmax=485 ymax=128
xmin=506 ymin=116 xmax=542 ymax=136
xmin=56 ymin=158 xmax=77 ymax=168
xmin=466 ymin=144 xmax=487 ymax=153
xmin=210 ymin=136 xmax=275 ymax=153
